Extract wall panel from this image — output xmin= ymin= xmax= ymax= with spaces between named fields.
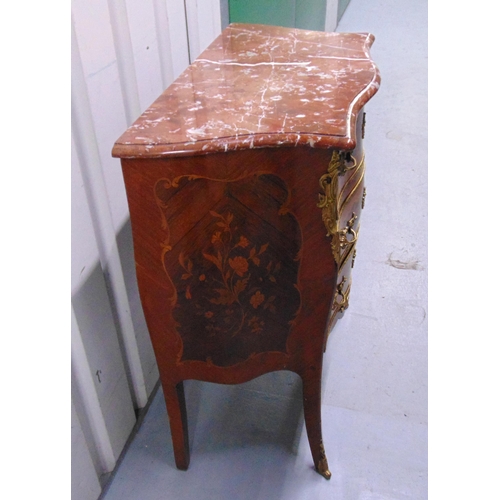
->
xmin=71 ymin=135 xmax=136 ymax=474
xmin=72 ymin=0 xmax=131 ymax=231
xmin=71 ymin=2 xmax=222 ymax=497
xmin=165 ymin=0 xmax=190 ymax=78
xmin=71 ymin=399 xmax=102 ymax=500
xmin=72 ymin=16 xmax=148 ymax=412
xmin=125 ymin=0 xmax=165 ymax=110
xmin=185 ymin=0 xmax=222 ymax=61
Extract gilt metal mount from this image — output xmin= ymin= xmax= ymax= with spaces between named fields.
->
xmin=318 ymin=151 xmax=357 ymax=265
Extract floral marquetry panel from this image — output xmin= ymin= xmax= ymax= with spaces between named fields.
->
xmin=155 ymin=174 xmax=302 ymax=367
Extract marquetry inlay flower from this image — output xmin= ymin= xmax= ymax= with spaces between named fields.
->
xmin=248 ymin=316 xmax=264 ymax=334
xmin=237 ymin=236 xmax=250 ymax=248
xmin=211 ymin=231 xmax=223 ymax=245
xmin=250 ymin=291 xmax=265 ymax=309
xmin=177 ymin=210 xmax=283 ymax=338
xmin=229 ymin=256 xmax=249 ymax=277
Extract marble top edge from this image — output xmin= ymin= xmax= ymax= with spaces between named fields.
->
xmin=112 ymin=131 xmax=357 ymax=159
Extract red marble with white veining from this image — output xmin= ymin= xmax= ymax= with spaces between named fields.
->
xmin=112 ymin=23 xmax=380 ymax=158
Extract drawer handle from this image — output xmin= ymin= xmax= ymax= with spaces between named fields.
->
xmin=338 ymin=151 xmax=357 ymax=176
xmin=339 ymin=213 xmax=358 ymax=249
xmin=362 ymin=187 xmax=367 ymax=209
xmin=334 ymin=276 xmax=350 ymax=313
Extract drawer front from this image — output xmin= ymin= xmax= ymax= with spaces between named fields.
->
xmin=326 ymin=271 xmax=352 ymax=336
xmin=324 ymin=146 xmax=366 ymax=345
xmin=337 ymin=159 xmax=364 ymax=273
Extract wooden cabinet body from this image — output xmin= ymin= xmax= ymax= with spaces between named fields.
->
xmin=113 ymin=23 xmax=380 ymax=479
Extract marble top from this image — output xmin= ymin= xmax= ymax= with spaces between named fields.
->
xmin=112 ymin=23 xmax=380 ymax=158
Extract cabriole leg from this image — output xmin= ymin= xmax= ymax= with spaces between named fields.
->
xmin=164 ymin=381 xmax=190 ymax=470
xmin=302 ymin=373 xmax=331 ymax=479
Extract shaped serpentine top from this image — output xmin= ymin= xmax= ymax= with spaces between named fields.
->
xmin=112 ymin=23 xmax=381 ymax=159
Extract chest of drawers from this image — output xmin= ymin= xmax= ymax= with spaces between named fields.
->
xmin=112 ymin=23 xmax=380 ymax=479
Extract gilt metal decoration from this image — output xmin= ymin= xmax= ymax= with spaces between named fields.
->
xmin=318 ymin=151 xmax=357 ymax=265
xmin=316 ymin=440 xmax=332 ymax=480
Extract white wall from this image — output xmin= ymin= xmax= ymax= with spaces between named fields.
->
xmin=325 ymin=0 xmax=339 ymax=32
xmin=71 ymin=1 xmax=221 ymax=497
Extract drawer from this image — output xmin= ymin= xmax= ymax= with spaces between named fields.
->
xmin=324 ymin=239 xmax=358 ymax=348
xmin=325 ymin=270 xmax=352 ymax=343
xmin=337 ymin=168 xmax=364 ymax=271
xmin=335 ymin=109 xmax=365 ymax=197
xmin=332 ymin=273 xmax=351 ymax=316
xmin=338 ymin=156 xmax=365 ymax=219
xmin=349 ymin=109 xmax=365 ymax=165
xmin=337 ymin=151 xmax=364 ymax=203
xmin=324 ymin=152 xmax=366 ymax=349
xmin=333 ymin=232 xmax=358 ymax=315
